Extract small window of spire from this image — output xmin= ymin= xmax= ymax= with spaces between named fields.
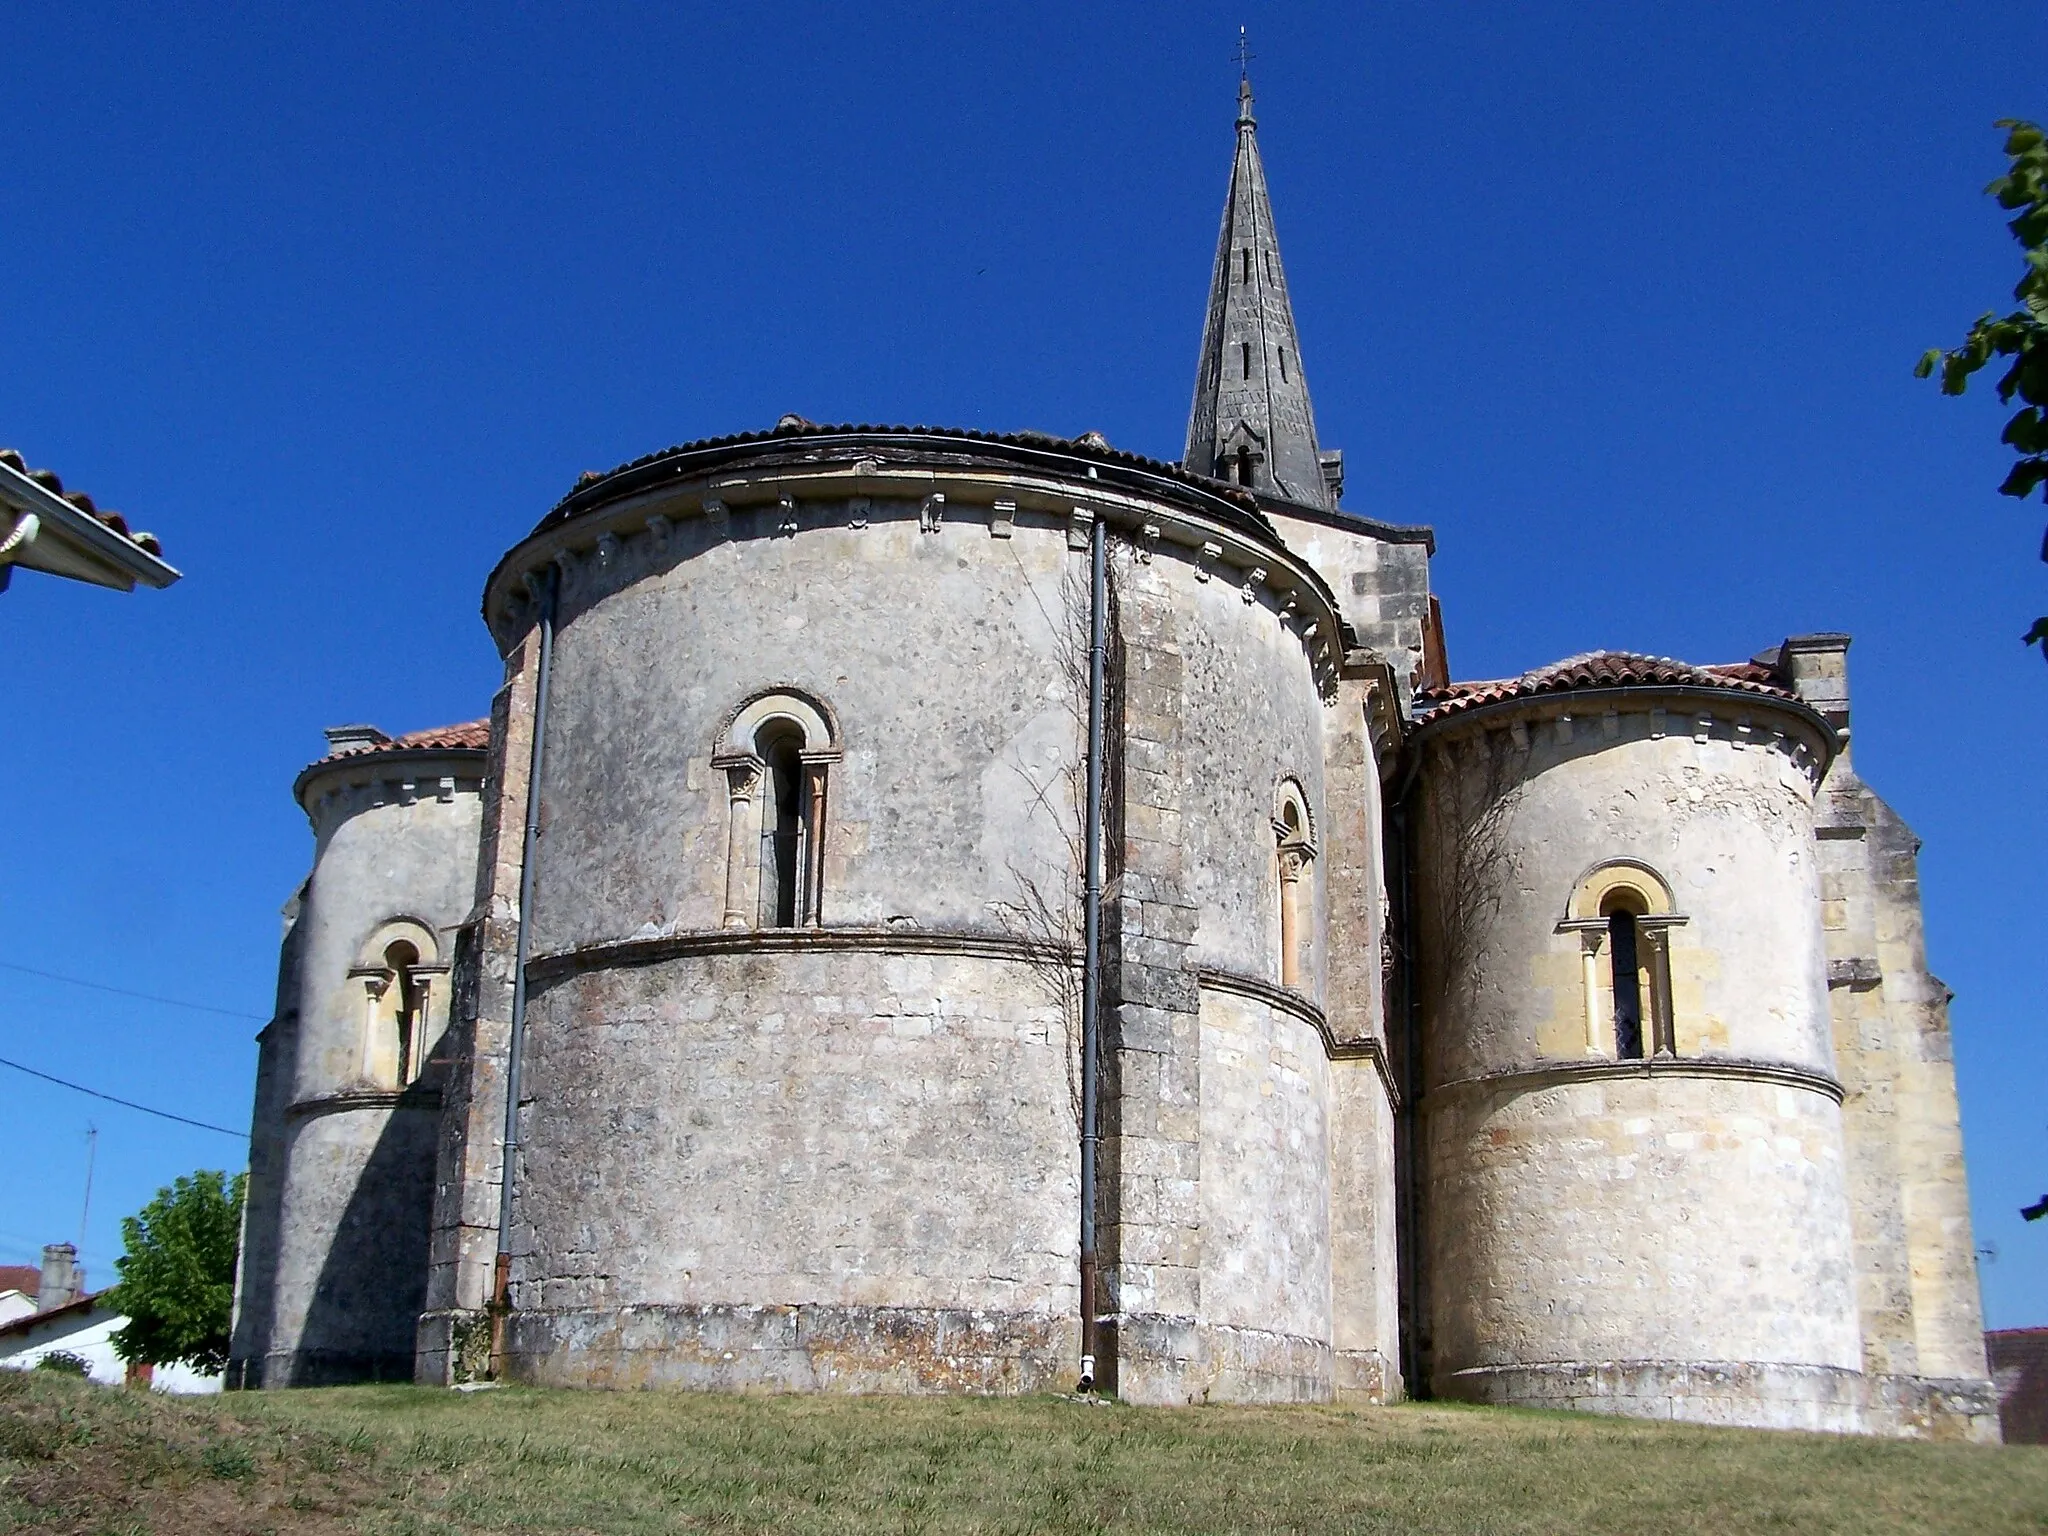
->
xmin=1264 ymin=251 xmax=1273 ymax=283
xmin=1241 ymin=341 xmax=1252 ymax=379
xmin=1278 ymin=347 xmax=1289 ymax=382
xmin=1236 ymin=447 xmax=1254 ymax=486
xmin=1242 ymin=248 xmax=1253 ymax=283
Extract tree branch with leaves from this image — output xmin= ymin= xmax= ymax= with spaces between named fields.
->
xmin=106 ymin=1169 xmax=245 ymax=1374
xmin=1917 ymin=119 xmax=2048 ymax=658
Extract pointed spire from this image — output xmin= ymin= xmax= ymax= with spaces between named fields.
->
xmin=1184 ymin=65 xmax=1341 ymax=510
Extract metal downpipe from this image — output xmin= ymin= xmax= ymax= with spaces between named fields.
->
xmin=1078 ymin=511 xmax=1107 ymax=1391
xmin=491 ymin=567 xmax=557 ymax=1375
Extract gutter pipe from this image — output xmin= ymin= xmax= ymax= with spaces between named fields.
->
xmin=491 ymin=567 xmax=558 ymax=1373
xmin=1078 ymin=510 xmax=1107 ymax=1391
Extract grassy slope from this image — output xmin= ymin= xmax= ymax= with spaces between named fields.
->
xmin=3 ymin=1370 xmax=2046 ymax=1536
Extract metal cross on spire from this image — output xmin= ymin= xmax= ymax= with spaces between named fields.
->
xmin=1236 ymin=26 xmax=1254 ymax=79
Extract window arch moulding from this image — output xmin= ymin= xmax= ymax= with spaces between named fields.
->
xmin=712 ymin=688 xmax=843 ymax=932
xmin=1555 ymin=859 xmax=1685 ymax=1061
xmin=346 ymin=916 xmax=447 ymax=1090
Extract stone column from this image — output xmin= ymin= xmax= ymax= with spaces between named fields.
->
xmin=1580 ymin=932 xmax=1604 ymax=1055
xmin=1640 ymin=926 xmax=1673 ymax=1056
xmin=802 ymin=759 xmax=829 ymax=927
xmin=1277 ymin=845 xmax=1306 ymax=987
xmin=715 ymin=756 xmax=762 ymax=930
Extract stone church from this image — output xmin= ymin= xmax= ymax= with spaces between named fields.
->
xmin=228 ymin=77 xmax=1999 ymax=1438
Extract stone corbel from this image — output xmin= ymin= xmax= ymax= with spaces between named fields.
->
xmin=990 ymin=500 xmax=1016 ymax=539
xmin=1242 ymin=566 xmax=1267 ymax=604
xmin=849 ymin=497 xmax=870 ymax=530
xmin=1067 ymin=507 xmax=1092 ymax=550
xmin=703 ymin=496 xmax=730 ymax=540
xmin=1195 ymin=541 xmax=1222 ymax=581
xmin=596 ymin=532 xmax=621 ymax=571
xmin=777 ymin=494 xmax=800 ymax=536
xmin=920 ymin=494 xmax=946 ymax=534
xmin=1137 ymin=523 xmax=1159 ymax=563
xmin=646 ymin=514 xmax=672 ymax=556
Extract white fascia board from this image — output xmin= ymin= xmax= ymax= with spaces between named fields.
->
xmin=0 ymin=460 xmax=182 ymax=591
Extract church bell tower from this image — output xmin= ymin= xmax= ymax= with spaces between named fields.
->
xmin=1184 ymin=72 xmax=1343 ymax=509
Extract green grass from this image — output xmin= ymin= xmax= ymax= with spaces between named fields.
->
xmin=3 ymin=1368 xmax=2045 ymax=1535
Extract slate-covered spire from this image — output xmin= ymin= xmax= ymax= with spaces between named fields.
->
xmin=1184 ymin=73 xmax=1341 ymax=509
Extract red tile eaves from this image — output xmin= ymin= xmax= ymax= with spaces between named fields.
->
xmin=1416 ymin=651 xmax=1799 ymax=723
xmin=0 ymin=449 xmax=164 ymax=558
xmin=316 ymin=719 xmax=492 ymax=764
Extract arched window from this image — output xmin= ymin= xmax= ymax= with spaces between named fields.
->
xmin=1560 ymin=861 xmax=1684 ymax=1060
xmin=349 ymin=919 xmax=442 ymax=1089
xmin=1602 ymin=892 xmax=1646 ymax=1061
xmin=1273 ymin=782 xmax=1316 ymax=988
xmin=757 ymin=721 xmax=806 ymax=928
xmin=714 ymin=690 xmax=841 ymax=931
xmin=1236 ymin=446 xmax=1254 ymax=486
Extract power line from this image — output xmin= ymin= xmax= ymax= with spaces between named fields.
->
xmin=0 ymin=1053 xmax=246 ymax=1139
xmin=0 ymin=959 xmax=268 ymax=1022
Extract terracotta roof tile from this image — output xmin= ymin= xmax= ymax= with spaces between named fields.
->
xmin=315 ymin=719 xmax=491 ymax=763
xmin=544 ymin=419 xmax=1253 ymax=520
xmin=0 ymin=1264 xmax=39 ymax=1298
xmin=1416 ymin=650 xmax=1798 ymax=723
xmin=0 ymin=448 xmax=164 ymax=558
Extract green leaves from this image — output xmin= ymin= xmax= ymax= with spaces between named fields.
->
xmin=1920 ymin=119 xmax=2048 ymax=658
xmin=105 ymin=1170 xmax=245 ymax=1373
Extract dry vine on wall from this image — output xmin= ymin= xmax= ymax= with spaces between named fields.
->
xmin=988 ymin=550 xmax=1114 ymax=1132
xmin=1417 ymin=730 xmax=1529 ymax=1034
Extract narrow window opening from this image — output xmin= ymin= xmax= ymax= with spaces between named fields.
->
xmin=1241 ymin=341 xmax=1252 ymax=379
xmin=1264 ymin=251 xmax=1273 ymax=283
xmin=1278 ymin=347 xmax=1289 ymax=381
xmin=1242 ymin=248 xmax=1252 ymax=283
xmin=1236 ymin=447 xmax=1254 ymax=485
xmin=1607 ymin=908 xmax=1644 ymax=1060
xmin=387 ymin=941 xmax=421 ymax=1084
xmin=758 ymin=725 xmax=805 ymax=928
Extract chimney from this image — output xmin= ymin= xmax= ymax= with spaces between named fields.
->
xmin=38 ymin=1243 xmax=82 ymax=1311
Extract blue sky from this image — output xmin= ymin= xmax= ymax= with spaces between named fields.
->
xmin=3 ymin=2 xmax=2045 ymax=1329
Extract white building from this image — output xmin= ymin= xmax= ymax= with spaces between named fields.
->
xmin=0 ymin=1244 xmax=219 ymax=1394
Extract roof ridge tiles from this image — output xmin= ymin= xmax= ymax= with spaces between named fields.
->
xmin=1416 ymin=648 xmax=1801 ymax=723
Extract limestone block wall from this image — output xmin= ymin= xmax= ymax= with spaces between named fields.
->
xmin=1262 ymin=502 xmax=1433 ymax=702
xmin=419 ymin=649 xmax=538 ymax=1384
xmin=507 ymin=945 xmax=1077 ymax=1390
xmin=1426 ymin=1074 xmax=1862 ymax=1424
xmin=448 ymin=433 xmax=1399 ymax=1401
xmin=242 ymin=751 xmax=484 ymax=1386
xmin=1195 ymin=986 xmax=1333 ymax=1399
xmin=225 ymin=888 xmax=305 ymax=1388
xmin=525 ymin=505 xmax=1080 ymax=947
xmin=1412 ymin=688 xmax=1867 ymax=1430
xmin=1777 ymin=635 xmax=1993 ymax=1436
xmin=1100 ymin=554 xmax=1392 ymax=1405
